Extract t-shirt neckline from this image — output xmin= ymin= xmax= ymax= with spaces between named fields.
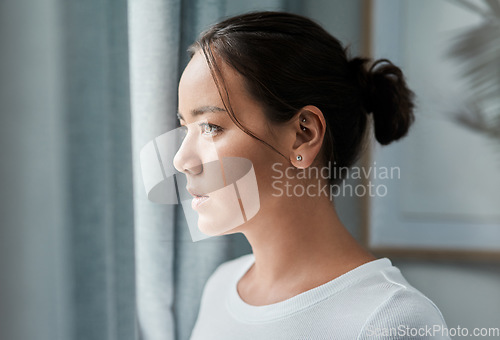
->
xmin=226 ymin=254 xmax=393 ymax=323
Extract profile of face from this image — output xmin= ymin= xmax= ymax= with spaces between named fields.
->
xmin=173 ymin=50 xmax=291 ymax=236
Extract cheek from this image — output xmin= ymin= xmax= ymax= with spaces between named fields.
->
xmin=244 ymin=143 xmax=284 ymax=187
xmin=214 ymin=130 xmax=275 ymax=171
xmin=216 ymin=132 xmax=282 ymax=194
xmin=212 ymin=129 xmax=254 ymax=157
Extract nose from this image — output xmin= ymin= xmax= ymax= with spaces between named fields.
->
xmin=173 ymin=128 xmax=203 ymax=176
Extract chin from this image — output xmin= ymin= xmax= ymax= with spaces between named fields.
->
xmin=196 ymin=211 xmax=244 ymax=237
xmin=196 ymin=195 xmax=248 ymax=236
xmin=197 ymin=216 xmax=224 ymax=236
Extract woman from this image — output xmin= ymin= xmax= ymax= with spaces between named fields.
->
xmin=174 ymin=11 xmax=450 ymax=340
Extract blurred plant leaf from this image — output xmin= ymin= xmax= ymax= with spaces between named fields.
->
xmin=447 ymin=0 xmax=500 ymax=146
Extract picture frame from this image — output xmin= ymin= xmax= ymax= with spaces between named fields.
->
xmin=360 ymin=0 xmax=500 ymax=261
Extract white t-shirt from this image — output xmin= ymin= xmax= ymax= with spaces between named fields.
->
xmin=190 ymin=253 xmax=451 ymax=340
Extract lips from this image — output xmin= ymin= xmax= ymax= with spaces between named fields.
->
xmin=187 ymin=188 xmax=210 ymax=210
xmin=191 ymin=196 xmax=209 ymax=209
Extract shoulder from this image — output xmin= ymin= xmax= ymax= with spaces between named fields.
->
xmin=357 ymin=286 xmax=450 ymax=339
xmin=334 ymin=260 xmax=450 ymax=339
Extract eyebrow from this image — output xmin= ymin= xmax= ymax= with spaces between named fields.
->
xmin=176 ymin=105 xmax=226 ymax=121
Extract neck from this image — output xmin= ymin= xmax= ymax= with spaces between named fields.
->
xmin=238 ymin=195 xmax=376 ymax=289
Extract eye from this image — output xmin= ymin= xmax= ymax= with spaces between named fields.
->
xmin=199 ymin=122 xmax=223 ymax=137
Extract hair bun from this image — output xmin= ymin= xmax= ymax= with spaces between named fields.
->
xmin=347 ymin=57 xmax=372 ymax=113
xmin=349 ymin=57 xmax=415 ymax=145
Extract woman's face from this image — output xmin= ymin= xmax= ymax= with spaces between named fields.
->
xmin=174 ymin=50 xmax=292 ymax=236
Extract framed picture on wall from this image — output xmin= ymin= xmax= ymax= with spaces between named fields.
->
xmin=362 ymin=0 xmax=500 ymax=261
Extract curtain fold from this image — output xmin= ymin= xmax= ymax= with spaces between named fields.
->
xmin=1 ymin=1 xmax=136 ymax=339
xmin=0 ymin=0 xmax=70 ymax=339
xmin=128 ymin=1 xmax=181 ymax=339
xmin=64 ymin=2 xmax=136 ymax=339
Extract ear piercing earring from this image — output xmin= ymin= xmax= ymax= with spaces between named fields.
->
xmin=297 ymin=118 xmax=306 ymax=162
xmin=301 ymin=117 xmax=307 ymax=131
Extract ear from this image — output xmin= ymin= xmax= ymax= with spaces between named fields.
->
xmin=289 ymin=105 xmax=326 ymax=169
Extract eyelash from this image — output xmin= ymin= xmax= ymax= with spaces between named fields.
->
xmin=179 ymin=122 xmax=223 ymax=138
xmin=198 ymin=122 xmax=223 ymax=137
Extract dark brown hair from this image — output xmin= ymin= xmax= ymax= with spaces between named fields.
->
xmin=188 ymin=11 xmax=415 ymax=184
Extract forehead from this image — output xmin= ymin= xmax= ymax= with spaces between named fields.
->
xmin=179 ymin=51 xmax=219 ymax=100
xmin=178 ymin=50 xmax=276 ymax=143
xmin=178 ymin=50 xmax=251 ymax=114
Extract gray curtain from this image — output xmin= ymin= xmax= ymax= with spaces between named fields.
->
xmin=129 ymin=1 xmax=181 ymax=339
xmin=0 ymin=0 xmax=135 ymax=340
